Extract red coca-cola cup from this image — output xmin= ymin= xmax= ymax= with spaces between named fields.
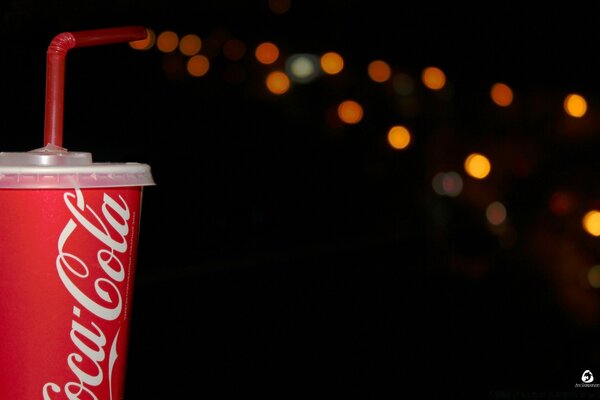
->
xmin=0 ymin=147 xmax=154 ymax=399
xmin=0 ymin=26 xmax=155 ymax=399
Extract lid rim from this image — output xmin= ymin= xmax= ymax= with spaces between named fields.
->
xmin=0 ymin=163 xmax=155 ymax=189
xmin=0 ymin=162 xmax=152 ymax=173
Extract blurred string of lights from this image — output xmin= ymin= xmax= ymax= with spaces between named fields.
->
xmin=127 ymin=6 xmax=600 ymax=296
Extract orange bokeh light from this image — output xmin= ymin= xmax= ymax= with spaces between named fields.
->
xmin=129 ymin=28 xmax=155 ymax=50
xmin=187 ymin=55 xmax=210 ymax=77
xmin=337 ymin=100 xmax=364 ymax=124
xmin=490 ymin=83 xmax=513 ymax=107
xmin=255 ymin=42 xmax=280 ymax=65
xmin=179 ymin=34 xmax=202 ymax=56
xmin=564 ymin=93 xmax=587 ymax=118
xmin=320 ymin=52 xmax=344 ymax=75
xmin=422 ymin=66 xmax=446 ymax=90
xmin=266 ymin=71 xmax=290 ymax=94
xmin=156 ymin=30 xmax=179 ymax=53
xmin=223 ymin=39 xmax=246 ymax=61
xmin=387 ymin=126 xmax=411 ymax=149
xmin=583 ymin=210 xmax=600 ymax=236
xmin=464 ymin=153 xmax=491 ymax=179
xmin=368 ymin=60 xmax=392 ymax=83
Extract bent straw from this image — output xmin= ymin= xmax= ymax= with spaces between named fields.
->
xmin=44 ymin=26 xmax=147 ymax=147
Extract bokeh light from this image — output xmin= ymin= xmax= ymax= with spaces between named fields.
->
xmin=587 ymin=265 xmax=600 ymax=288
xmin=392 ymin=73 xmax=415 ymax=95
xmin=223 ymin=38 xmax=246 ymax=61
xmin=255 ymin=42 xmax=280 ymax=65
xmin=129 ymin=28 xmax=155 ymax=50
xmin=422 ymin=66 xmax=446 ymax=90
xmin=549 ymin=191 xmax=576 ymax=216
xmin=200 ymin=37 xmax=221 ymax=59
xmin=337 ymin=100 xmax=364 ymax=124
xmin=320 ymin=52 xmax=344 ymax=75
xmin=266 ymin=70 xmax=290 ymax=94
xmin=368 ymin=60 xmax=392 ymax=83
xmin=161 ymin=53 xmax=185 ymax=79
xmin=387 ymin=125 xmax=411 ymax=149
xmin=286 ymin=54 xmax=320 ymax=83
xmin=490 ymin=83 xmax=513 ymax=107
xmin=432 ymin=171 xmax=463 ymax=197
xmin=464 ymin=153 xmax=491 ymax=179
xmin=582 ymin=210 xmax=600 ymax=236
xmin=187 ymin=55 xmax=210 ymax=77
xmin=156 ymin=30 xmax=179 ymax=53
xmin=486 ymin=201 xmax=507 ymax=225
xmin=268 ymin=0 xmax=291 ymax=14
xmin=179 ymin=34 xmax=202 ymax=56
xmin=564 ymin=93 xmax=587 ymax=117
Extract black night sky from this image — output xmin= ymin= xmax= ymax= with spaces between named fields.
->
xmin=2 ymin=1 xmax=600 ymax=398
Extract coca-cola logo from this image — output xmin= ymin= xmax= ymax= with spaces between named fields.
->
xmin=42 ymin=188 xmax=132 ymax=400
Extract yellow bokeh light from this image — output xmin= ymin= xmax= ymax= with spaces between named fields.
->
xmin=266 ymin=70 xmax=290 ymax=95
xmin=129 ymin=28 xmax=155 ymax=50
xmin=337 ymin=100 xmax=364 ymax=124
xmin=387 ymin=125 xmax=411 ymax=149
xmin=490 ymin=83 xmax=513 ymax=107
xmin=464 ymin=153 xmax=491 ymax=179
xmin=156 ymin=30 xmax=179 ymax=53
xmin=320 ymin=52 xmax=344 ymax=75
xmin=179 ymin=34 xmax=202 ymax=56
xmin=564 ymin=93 xmax=587 ymax=118
xmin=422 ymin=66 xmax=446 ymax=90
xmin=583 ymin=210 xmax=600 ymax=236
xmin=187 ymin=55 xmax=210 ymax=77
xmin=368 ymin=60 xmax=392 ymax=83
xmin=255 ymin=42 xmax=279 ymax=65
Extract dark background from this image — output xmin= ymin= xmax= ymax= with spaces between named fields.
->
xmin=2 ymin=1 xmax=600 ymax=398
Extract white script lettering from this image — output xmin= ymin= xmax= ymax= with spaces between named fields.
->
xmin=43 ymin=189 xmax=133 ymax=400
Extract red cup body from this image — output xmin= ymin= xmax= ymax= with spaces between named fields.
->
xmin=0 ymin=186 xmax=144 ymax=399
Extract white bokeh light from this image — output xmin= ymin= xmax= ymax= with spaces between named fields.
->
xmin=286 ymin=53 xmax=321 ymax=83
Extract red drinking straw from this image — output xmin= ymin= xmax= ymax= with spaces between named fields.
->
xmin=44 ymin=26 xmax=147 ymax=148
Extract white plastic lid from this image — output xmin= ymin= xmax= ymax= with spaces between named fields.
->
xmin=0 ymin=145 xmax=155 ymax=189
